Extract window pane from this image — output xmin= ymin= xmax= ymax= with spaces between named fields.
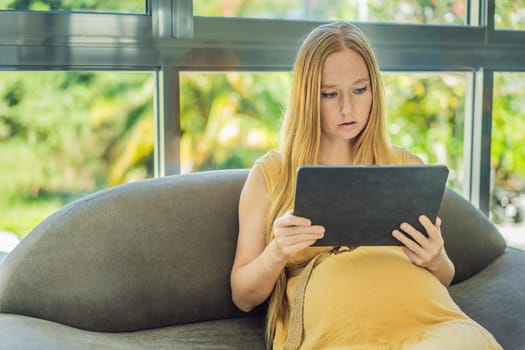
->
xmin=179 ymin=72 xmax=287 ymax=173
xmin=0 ymin=0 xmax=146 ymax=13
xmin=194 ymin=0 xmax=466 ymax=25
xmin=180 ymin=71 xmax=466 ymax=198
xmin=495 ymin=0 xmax=525 ymax=30
xmin=491 ymin=72 xmax=525 ymax=248
xmin=0 ymin=71 xmax=154 ymax=239
xmin=384 ymin=72 xmax=466 ymax=193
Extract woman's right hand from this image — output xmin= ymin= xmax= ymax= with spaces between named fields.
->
xmin=270 ymin=209 xmax=325 ymax=262
xmin=231 ymin=165 xmax=324 ymax=312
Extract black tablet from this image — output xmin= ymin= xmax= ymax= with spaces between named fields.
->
xmin=293 ymin=165 xmax=449 ymax=246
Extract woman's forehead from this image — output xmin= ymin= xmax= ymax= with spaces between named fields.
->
xmin=322 ymin=50 xmax=370 ymax=85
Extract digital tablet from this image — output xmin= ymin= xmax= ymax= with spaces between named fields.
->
xmin=293 ymin=165 xmax=449 ymax=246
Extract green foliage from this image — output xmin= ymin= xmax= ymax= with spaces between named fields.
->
xmin=495 ymin=0 xmax=525 ymax=30
xmin=0 ymin=71 xmax=153 ymax=238
xmin=385 ymin=73 xmax=465 ymax=190
xmin=179 ymin=72 xmax=286 ymax=172
xmin=492 ymin=73 xmax=525 ymax=189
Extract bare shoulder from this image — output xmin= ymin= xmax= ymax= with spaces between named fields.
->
xmin=239 ymin=164 xmax=270 ymax=231
xmin=242 ymin=163 xmax=269 ymax=199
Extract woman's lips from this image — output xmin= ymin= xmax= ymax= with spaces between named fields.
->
xmin=338 ymin=121 xmax=356 ymax=127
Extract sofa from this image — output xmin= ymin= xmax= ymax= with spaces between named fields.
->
xmin=0 ymin=169 xmax=523 ymax=350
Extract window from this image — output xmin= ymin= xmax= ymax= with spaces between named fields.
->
xmin=0 ymin=0 xmax=524 ymax=252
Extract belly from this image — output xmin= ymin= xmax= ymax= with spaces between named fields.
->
xmin=297 ymin=247 xmax=465 ymax=344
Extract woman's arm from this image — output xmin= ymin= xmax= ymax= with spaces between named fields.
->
xmin=230 ymin=165 xmax=324 ymax=311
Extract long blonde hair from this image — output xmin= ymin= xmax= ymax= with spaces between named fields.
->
xmin=265 ymin=21 xmax=394 ymax=345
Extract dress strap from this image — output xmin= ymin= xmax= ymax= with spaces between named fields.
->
xmin=284 ymin=251 xmax=330 ymax=350
xmin=283 ymin=246 xmax=356 ymax=350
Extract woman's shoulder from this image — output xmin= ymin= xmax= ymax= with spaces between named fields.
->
xmin=391 ymin=146 xmax=423 ymax=165
xmin=254 ymin=150 xmax=283 ymax=171
xmin=253 ymin=150 xmax=283 ymax=189
xmin=255 ymin=150 xmax=282 ymax=164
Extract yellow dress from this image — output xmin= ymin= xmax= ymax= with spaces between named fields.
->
xmin=256 ymin=150 xmax=503 ymax=350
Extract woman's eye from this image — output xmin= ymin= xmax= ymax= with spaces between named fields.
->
xmin=321 ymin=92 xmax=337 ymax=98
xmin=354 ymin=86 xmax=368 ymax=95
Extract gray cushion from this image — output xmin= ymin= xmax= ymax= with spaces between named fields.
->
xmin=450 ymin=247 xmax=525 ymax=350
xmin=0 ymin=314 xmax=266 ymax=350
xmin=0 ymin=170 xmax=251 ymax=332
xmin=438 ymin=188 xmax=507 ymax=284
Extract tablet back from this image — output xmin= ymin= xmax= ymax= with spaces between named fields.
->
xmin=293 ymin=165 xmax=449 ymax=246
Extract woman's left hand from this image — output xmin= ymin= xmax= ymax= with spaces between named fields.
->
xmin=392 ymin=215 xmax=455 ymax=286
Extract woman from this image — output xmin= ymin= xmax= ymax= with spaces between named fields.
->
xmin=230 ymin=21 xmax=502 ymax=350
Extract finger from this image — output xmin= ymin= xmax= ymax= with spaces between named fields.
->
xmin=275 ymin=233 xmax=325 ymax=255
xmin=274 ymin=212 xmax=311 ymax=228
xmin=274 ymin=225 xmax=325 ymax=238
xmin=399 ymin=222 xmax=428 ymax=247
xmin=284 ymin=238 xmax=321 ymax=256
xmin=272 ymin=236 xmax=318 ymax=260
xmin=418 ymin=215 xmax=443 ymax=243
xmin=276 ymin=232 xmax=325 ymax=246
xmin=418 ymin=215 xmax=437 ymax=237
xmin=392 ymin=229 xmax=428 ymax=258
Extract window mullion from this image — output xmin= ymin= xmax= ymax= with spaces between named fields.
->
xmin=155 ymin=66 xmax=181 ymax=176
xmin=464 ymin=69 xmax=493 ymax=214
xmin=152 ymin=0 xmax=173 ymax=38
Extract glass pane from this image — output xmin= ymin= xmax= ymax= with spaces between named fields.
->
xmin=495 ymin=0 xmax=525 ymax=30
xmin=491 ymin=72 xmax=525 ymax=249
xmin=0 ymin=0 xmax=146 ymax=13
xmin=180 ymin=71 xmax=466 ymax=197
xmin=384 ymin=72 xmax=466 ymax=193
xmin=179 ymin=72 xmax=287 ymax=173
xmin=0 ymin=71 xmax=154 ymax=241
xmin=194 ymin=0 xmax=466 ymax=25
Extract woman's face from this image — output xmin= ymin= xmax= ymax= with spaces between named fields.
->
xmin=320 ymin=49 xmax=372 ymax=144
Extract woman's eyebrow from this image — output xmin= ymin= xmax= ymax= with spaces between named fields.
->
xmin=321 ymin=78 xmax=370 ymax=88
xmin=352 ymin=78 xmax=370 ymax=84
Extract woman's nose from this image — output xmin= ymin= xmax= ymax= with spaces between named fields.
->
xmin=340 ymin=94 xmax=352 ymax=114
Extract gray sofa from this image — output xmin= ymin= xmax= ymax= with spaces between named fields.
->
xmin=0 ymin=169 xmax=523 ymax=350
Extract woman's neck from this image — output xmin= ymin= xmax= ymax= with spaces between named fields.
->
xmin=317 ymin=140 xmax=354 ymax=165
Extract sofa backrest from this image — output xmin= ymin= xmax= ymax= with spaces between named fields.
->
xmin=0 ymin=169 xmax=507 ymax=331
xmin=0 ymin=169 xmax=252 ymax=332
xmin=439 ymin=189 xmax=507 ymax=284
